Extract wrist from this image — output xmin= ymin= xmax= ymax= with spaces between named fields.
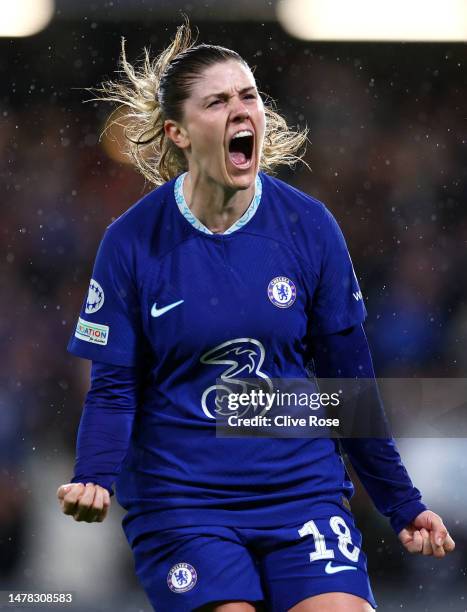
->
xmin=391 ymin=500 xmax=427 ymax=535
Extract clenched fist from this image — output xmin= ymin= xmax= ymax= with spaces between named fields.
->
xmin=57 ymin=482 xmax=111 ymax=523
xmin=398 ymin=510 xmax=455 ymax=558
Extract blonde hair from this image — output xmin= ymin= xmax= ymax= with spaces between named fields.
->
xmin=95 ymin=22 xmax=308 ymax=186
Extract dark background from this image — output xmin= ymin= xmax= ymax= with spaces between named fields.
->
xmin=1 ymin=5 xmax=466 ymax=610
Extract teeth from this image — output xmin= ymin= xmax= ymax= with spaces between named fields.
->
xmin=231 ymin=130 xmax=253 ymax=140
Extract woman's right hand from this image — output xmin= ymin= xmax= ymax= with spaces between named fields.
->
xmin=57 ymin=482 xmax=111 ymax=523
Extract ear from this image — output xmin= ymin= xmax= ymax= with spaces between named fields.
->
xmin=164 ymin=119 xmax=190 ymax=150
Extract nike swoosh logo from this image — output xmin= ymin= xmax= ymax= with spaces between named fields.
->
xmin=324 ymin=561 xmax=357 ymax=574
xmin=151 ymin=300 xmax=184 ymax=318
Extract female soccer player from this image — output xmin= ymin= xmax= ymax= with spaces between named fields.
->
xmin=57 ymin=24 xmax=455 ymax=612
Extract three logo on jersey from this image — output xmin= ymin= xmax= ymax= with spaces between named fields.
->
xmin=200 ymin=338 xmax=273 ymax=419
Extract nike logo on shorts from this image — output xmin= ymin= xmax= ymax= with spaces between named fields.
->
xmin=324 ymin=561 xmax=357 ymax=574
xmin=151 ymin=300 xmax=184 ymax=318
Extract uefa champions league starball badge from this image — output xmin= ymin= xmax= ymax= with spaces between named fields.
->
xmin=85 ymin=278 xmax=105 ymax=314
xmin=167 ymin=562 xmax=198 ymax=593
xmin=268 ymin=276 xmax=296 ymax=308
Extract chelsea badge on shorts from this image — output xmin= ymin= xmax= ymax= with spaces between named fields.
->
xmin=268 ymin=276 xmax=296 ymax=308
xmin=167 ymin=562 xmax=197 ymax=593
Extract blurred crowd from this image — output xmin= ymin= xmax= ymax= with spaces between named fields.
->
xmin=1 ymin=20 xmax=466 ymax=610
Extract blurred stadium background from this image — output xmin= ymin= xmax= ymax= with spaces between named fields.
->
xmin=1 ymin=1 xmax=466 ymax=610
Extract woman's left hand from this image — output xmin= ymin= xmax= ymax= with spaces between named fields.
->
xmin=398 ymin=510 xmax=455 ymax=558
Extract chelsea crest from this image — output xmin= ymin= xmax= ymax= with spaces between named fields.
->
xmin=167 ymin=562 xmax=198 ymax=593
xmin=268 ymin=276 xmax=296 ymax=308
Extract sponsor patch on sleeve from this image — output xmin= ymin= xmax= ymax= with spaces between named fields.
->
xmin=74 ymin=317 xmax=109 ymax=346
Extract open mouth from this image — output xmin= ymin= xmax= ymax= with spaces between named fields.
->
xmin=228 ymin=130 xmax=254 ymax=168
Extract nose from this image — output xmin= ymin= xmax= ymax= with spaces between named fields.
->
xmin=230 ymin=96 xmax=250 ymax=121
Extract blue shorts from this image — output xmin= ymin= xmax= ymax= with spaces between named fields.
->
xmin=128 ymin=509 xmax=377 ymax=611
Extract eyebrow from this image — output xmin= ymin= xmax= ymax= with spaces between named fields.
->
xmin=201 ymin=86 xmax=257 ymax=102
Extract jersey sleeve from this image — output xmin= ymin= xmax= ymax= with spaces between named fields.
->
xmin=67 ymin=226 xmax=142 ymax=366
xmin=310 ymin=208 xmax=367 ymax=335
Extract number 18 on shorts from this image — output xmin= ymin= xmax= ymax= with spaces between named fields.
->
xmin=263 ymin=513 xmax=376 ymax=610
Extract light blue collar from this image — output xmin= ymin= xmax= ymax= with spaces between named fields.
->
xmin=174 ymin=173 xmax=262 ymax=235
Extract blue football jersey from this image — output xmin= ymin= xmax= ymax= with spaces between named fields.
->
xmin=68 ymin=172 xmax=366 ymax=542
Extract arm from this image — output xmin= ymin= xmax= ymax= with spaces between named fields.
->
xmin=61 ymin=220 xmax=145 ymax=521
xmin=57 ymin=361 xmax=139 ymax=522
xmin=312 ymin=324 xmax=455 ymax=557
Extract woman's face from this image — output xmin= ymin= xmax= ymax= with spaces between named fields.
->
xmin=167 ymin=59 xmax=266 ymax=192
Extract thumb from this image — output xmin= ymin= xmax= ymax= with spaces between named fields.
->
xmin=432 ymin=520 xmax=448 ymax=547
